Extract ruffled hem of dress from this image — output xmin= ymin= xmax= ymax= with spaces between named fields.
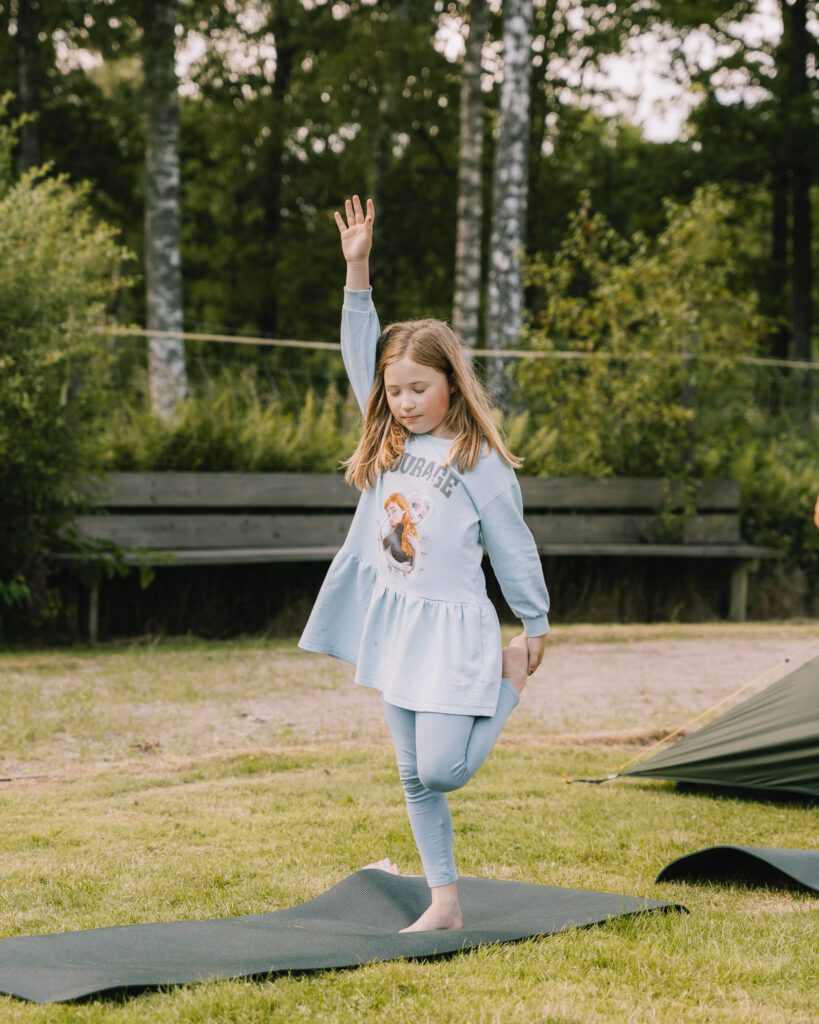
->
xmin=296 ymin=548 xmax=380 ymax=662
xmin=354 ymin=676 xmax=502 ymax=717
xmin=297 ymin=547 xmax=503 ymax=715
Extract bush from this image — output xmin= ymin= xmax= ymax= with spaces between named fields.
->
xmin=96 ymin=367 xmax=362 ymax=471
xmin=511 ymin=185 xmax=818 ymax=584
xmin=514 ymin=185 xmax=767 ymax=480
xmin=0 ymin=95 xmax=134 ymax=636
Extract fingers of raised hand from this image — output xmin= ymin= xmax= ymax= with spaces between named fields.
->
xmin=336 ymin=196 xmax=374 ymax=234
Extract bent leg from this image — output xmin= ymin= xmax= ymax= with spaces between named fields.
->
xmin=381 ymin=697 xmax=457 ymax=887
xmin=416 ymin=677 xmax=520 ymax=793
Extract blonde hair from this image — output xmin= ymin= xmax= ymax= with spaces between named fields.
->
xmin=340 ymin=317 xmax=523 ymax=491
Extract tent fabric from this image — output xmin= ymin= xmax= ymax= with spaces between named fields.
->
xmin=0 ymin=868 xmax=681 ymax=1004
xmin=656 ymin=846 xmax=819 ymax=893
xmin=622 ymin=655 xmax=819 ymax=798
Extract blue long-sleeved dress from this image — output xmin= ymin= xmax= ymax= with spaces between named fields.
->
xmin=297 ymin=287 xmax=550 ymax=716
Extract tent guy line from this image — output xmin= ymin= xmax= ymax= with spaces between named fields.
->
xmin=564 ymin=636 xmax=819 ymax=786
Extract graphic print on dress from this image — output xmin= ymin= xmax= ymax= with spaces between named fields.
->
xmin=380 ymin=491 xmax=433 ymax=577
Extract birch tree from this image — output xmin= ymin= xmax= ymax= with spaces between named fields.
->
xmin=485 ymin=0 xmax=533 ymax=405
xmin=452 ymin=0 xmax=487 ymax=349
xmin=142 ymin=0 xmax=187 ymax=419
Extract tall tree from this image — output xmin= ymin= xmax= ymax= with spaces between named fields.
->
xmin=452 ymin=0 xmax=487 ymax=349
xmin=653 ymin=0 xmax=817 ymax=360
xmin=781 ymin=0 xmax=813 ymax=363
xmin=485 ymin=0 xmax=533 ymax=404
xmin=142 ymin=0 xmax=187 ymax=418
xmin=15 ymin=0 xmax=41 ymax=170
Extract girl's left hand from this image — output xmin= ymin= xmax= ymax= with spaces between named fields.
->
xmin=527 ymin=634 xmax=547 ymax=675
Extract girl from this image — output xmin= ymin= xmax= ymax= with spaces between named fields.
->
xmin=298 ymin=195 xmax=550 ymax=932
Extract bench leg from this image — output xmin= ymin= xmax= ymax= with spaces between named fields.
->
xmin=729 ymin=559 xmax=758 ymax=622
xmin=88 ymin=580 xmax=99 ymax=644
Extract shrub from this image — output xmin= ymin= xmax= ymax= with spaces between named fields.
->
xmin=511 ymin=185 xmax=817 ymax=582
xmin=96 ymin=367 xmax=362 ymax=472
xmin=0 ymin=95 xmax=134 ymax=636
xmin=514 ymin=185 xmax=767 ymax=481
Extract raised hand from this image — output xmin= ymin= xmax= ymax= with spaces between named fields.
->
xmin=334 ymin=194 xmax=375 ymax=264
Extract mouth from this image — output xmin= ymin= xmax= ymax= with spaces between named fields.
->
xmin=404 ymin=416 xmax=421 ymax=424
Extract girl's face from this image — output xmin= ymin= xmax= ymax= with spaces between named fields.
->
xmin=386 ymin=501 xmax=402 ymax=525
xmin=384 ymin=356 xmax=453 ymax=437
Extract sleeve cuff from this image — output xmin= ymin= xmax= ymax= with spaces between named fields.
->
xmin=343 ymin=286 xmax=374 ymax=312
xmin=521 ymin=614 xmax=550 ymax=638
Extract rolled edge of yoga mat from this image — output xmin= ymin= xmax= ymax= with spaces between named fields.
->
xmin=0 ymin=870 xmax=686 ymax=1004
xmin=655 ymin=846 xmax=819 ymax=893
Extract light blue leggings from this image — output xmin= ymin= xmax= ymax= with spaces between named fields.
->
xmin=381 ymin=677 xmax=520 ymax=888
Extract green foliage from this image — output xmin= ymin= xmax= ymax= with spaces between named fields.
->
xmin=516 ymin=184 xmax=765 ymax=480
xmin=729 ymin=430 xmax=819 ymax=587
xmin=0 ymin=99 xmax=135 ymax=634
xmin=97 ymin=367 xmax=363 ymax=472
xmin=512 ymin=183 xmax=817 ymax=565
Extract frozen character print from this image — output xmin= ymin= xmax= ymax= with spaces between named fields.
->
xmin=408 ymin=494 xmax=431 ymax=527
xmin=380 ymin=492 xmax=416 ymax=574
xmin=380 ymin=492 xmax=426 ymax=576
xmin=407 ymin=495 xmax=432 ymax=574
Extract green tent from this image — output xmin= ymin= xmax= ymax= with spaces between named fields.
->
xmin=622 ymin=654 xmax=819 ymax=799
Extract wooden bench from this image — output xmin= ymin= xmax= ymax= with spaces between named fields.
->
xmin=57 ymin=472 xmax=782 ymax=641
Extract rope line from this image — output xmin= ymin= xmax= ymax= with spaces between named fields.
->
xmin=95 ymin=325 xmax=819 ymax=370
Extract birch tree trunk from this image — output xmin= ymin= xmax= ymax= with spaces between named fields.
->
xmin=485 ymin=0 xmax=533 ymax=406
xmin=15 ymin=0 xmax=41 ymax=171
xmin=452 ymin=0 xmax=488 ymax=350
xmin=142 ymin=0 xmax=187 ymax=419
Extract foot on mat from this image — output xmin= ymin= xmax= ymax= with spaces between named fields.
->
xmin=399 ymin=901 xmax=463 ymax=933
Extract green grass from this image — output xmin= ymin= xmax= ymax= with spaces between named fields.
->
xmin=0 ymin=626 xmax=817 ymax=1022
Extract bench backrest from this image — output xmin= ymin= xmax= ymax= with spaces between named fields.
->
xmin=73 ymin=473 xmax=741 ymax=550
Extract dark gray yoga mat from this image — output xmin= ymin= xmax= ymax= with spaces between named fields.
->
xmin=0 ymin=868 xmax=682 ymax=1004
xmin=656 ymin=846 xmax=819 ymax=893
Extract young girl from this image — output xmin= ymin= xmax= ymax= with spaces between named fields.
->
xmin=298 ymin=194 xmax=550 ymax=932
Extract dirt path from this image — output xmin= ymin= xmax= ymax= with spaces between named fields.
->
xmin=238 ymin=629 xmax=819 ymax=746
xmin=1 ymin=624 xmax=816 ymax=776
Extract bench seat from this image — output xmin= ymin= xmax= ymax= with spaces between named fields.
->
xmin=55 ymin=472 xmax=783 ymax=641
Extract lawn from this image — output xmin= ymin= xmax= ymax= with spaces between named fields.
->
xmin=0 ymin=624 xmax=816 ymax=1022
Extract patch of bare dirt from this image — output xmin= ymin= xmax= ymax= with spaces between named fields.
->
xmin=1 ymin=627 xmax=816 ymax=778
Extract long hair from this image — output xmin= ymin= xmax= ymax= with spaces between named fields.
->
xmin=340 ymin=317 xmax=523 ymax=490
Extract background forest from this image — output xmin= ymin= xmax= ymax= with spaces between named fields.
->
xmin=0 ymin=0 xmax=816 ymax=639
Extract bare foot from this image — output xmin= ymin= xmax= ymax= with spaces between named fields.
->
xmin=502 ymin=631 xmax=529 ymax=696
xmin=364 ymin=857 xmax=400 ymax=874
xmin=400 ymin=900 xmax=463 ymax=932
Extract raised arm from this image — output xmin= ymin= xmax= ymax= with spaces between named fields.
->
xmin=335 ymin=195 xmax=380 ymax=415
